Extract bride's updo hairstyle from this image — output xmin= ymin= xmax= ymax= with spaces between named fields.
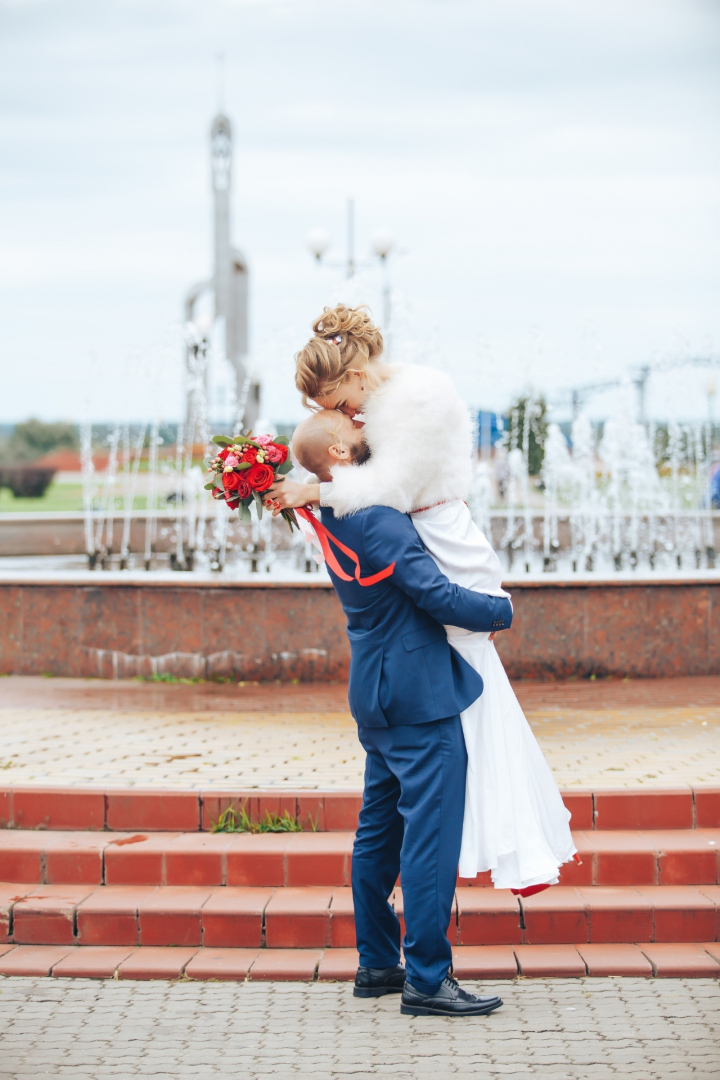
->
xmin=295 ymin=304 xmax=384 ymax=408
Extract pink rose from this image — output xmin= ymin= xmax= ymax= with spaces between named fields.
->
xmin=253 ymin=434 xmax=273 ymax=446
xmin=267 ymin=442 xmax=289 ymax=464
xmin=224 ymin=453 xmax=240 ymax=467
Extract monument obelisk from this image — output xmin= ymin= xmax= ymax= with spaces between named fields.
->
xmin=184 ymin=111 xmax=260 ymax=430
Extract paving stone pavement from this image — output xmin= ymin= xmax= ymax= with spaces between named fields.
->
xmin=0 ymin=675 xmax=719 ymax=789
xmin=0 ymin=976 xmax=718 ymax=1078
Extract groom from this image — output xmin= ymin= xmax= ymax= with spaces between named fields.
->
xmin=287 ymin=411 xmax=512 ymax=1018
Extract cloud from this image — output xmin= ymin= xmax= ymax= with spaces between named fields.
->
xmin=0 ymin=0 xmax=718 ymax=421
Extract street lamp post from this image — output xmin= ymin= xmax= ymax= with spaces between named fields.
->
xmin=372 ymin=228 xmax=394 ymax=337
xmin=706 ymin=378 xmax=716 ymax=427
xmin=307 ymin=198 xmax=396 ymax=349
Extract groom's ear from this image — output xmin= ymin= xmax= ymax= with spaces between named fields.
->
xmin=328 ymin=442 xmax=349 ymax=463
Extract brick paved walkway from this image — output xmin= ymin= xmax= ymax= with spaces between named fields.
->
xmin=0 ymin=976 xmax=718 ymax=1078
xmin=0 ymin=676 xmax=718 ymax=790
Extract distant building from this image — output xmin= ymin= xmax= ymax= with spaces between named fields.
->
xmin=184 ymin=112 xmax=260 ymax=430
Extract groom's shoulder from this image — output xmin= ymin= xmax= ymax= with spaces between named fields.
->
xmin=323 ymin=504 xmax=409 ymax=527
xmin=360 ymin=504 xmax=408 ymax=524
xmin=322 ymin=504 xmax=413 ymax=541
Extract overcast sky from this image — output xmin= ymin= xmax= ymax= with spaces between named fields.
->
xmin=1 ymin=0 xmax=719 ymax=425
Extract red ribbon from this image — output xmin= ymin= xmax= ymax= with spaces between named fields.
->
xmin=296 ymin=507 xmax=395 ymax=587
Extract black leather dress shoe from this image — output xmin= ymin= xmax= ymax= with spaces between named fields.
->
xmin=401 ymin=974 xmax=503 ymax=1017
xmin=353 ymin=964 xmax=407 ymax=998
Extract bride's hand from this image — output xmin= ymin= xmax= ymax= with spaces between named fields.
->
xmin=265 ymin=479 xmax=320 ymax=516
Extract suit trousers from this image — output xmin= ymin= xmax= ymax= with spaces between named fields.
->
xmin=352 ymin=715 xmax=467 ymax=995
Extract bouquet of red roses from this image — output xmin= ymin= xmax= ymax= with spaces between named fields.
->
xmin=206 ymin=432 xmax=297 ymax=529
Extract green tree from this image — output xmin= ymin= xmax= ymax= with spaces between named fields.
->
xmin=0 ymin=418 xmax=78 ymax=463
xmin=506 ymin=395 xmax=548 ymax=476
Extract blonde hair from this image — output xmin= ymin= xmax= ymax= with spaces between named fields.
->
xmin=295 ymin=304 xmax=384 ymax=408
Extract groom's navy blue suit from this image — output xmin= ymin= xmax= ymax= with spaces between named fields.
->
xmin=320 ymin=504 xmax=513 ymax=994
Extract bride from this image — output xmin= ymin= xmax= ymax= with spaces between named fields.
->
xmin=269 ymin=303 xmax=576 ymax=893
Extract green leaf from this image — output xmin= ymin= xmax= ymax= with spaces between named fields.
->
xmin=276 ymin=461 xmax=293 ymax=475
xmin=273 ymin=435 xmax=289 ymax=446
xmin=238 ymin=502 xmax=252 ymax=523
xmin=203 ymin=482 xmax=215 ymax=491
xmin=212 ymin=434 xmax=232 ymax=446
xmin=213 ymin=473 xmax=225 ymax=490
xmin=252 ymin=490 xmax=264 ymax=519
xmin=238 ymin=462 xmax=251 ymax=470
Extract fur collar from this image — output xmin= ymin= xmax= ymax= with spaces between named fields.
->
xmin=326 ymin=363 xmax=473 ymax=517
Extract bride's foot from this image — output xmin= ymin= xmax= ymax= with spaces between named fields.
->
xmin=401 ymin=974 xmax=503 ymax=1017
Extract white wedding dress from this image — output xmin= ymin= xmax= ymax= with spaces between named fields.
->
xmin=309 ymin=361 xmax=576 ymax=892
xmin=410 ymin=499 xmax=577 ymax=891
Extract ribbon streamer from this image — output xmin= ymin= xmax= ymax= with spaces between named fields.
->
xmin=296 ymin=507 xmax=395 ymax=587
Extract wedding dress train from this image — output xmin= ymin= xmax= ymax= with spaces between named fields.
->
xmin=410 ymin=499 xmax=576 ymax=891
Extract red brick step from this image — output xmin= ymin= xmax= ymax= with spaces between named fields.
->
xmin=2 ymin=785 xmax=718 ymax=832
xmin=0 ymin=830 xmax=354 ymax=888
xmin=3 ymin=882 xmax=720 ymax=949
xmin=2 ymin=828 xmax=717 ymax=888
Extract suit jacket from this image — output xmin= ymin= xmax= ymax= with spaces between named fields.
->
xmin=320 ymin=505 xmax=513 ymax=728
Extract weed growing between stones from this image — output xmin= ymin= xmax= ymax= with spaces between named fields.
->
xmin=210 ymin=804 xmax=312 ymax=834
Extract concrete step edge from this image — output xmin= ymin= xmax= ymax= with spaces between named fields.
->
xmin=0 ymin=942 xmax=718 ymax=980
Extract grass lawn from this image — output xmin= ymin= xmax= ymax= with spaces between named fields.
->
xmin=0 ymin=484 xmax=151 ymax=513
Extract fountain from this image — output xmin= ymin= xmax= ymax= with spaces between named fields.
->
xmin=2 ymin=365 xmax=718 ymax=584
xmin=1 ymin=334 xmax=718 ymax=683
xmin=473 ymin=385 xmax=718 ymax=580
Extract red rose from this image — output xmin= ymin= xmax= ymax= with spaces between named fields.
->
xmin=222 ymin=470 xmax=242 ymax=492
xmin=222 ymin=476 xmax=250 ymax=508
xmin=266 ymin=442 xmax=288 ymax=464
xmin=245 ymin=462 xmax=275 ymax=492
xmin=218 ymin=447 xmax=230 ymax=461
xmin=241 ymin=446 xmax=258 ymax=464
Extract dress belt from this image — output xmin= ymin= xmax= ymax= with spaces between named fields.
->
xmin=411 ymin=500 xmax=448 ymax=515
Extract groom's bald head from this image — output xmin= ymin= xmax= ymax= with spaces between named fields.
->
xmin=292 ymin=410 xmax=368 ymax=481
